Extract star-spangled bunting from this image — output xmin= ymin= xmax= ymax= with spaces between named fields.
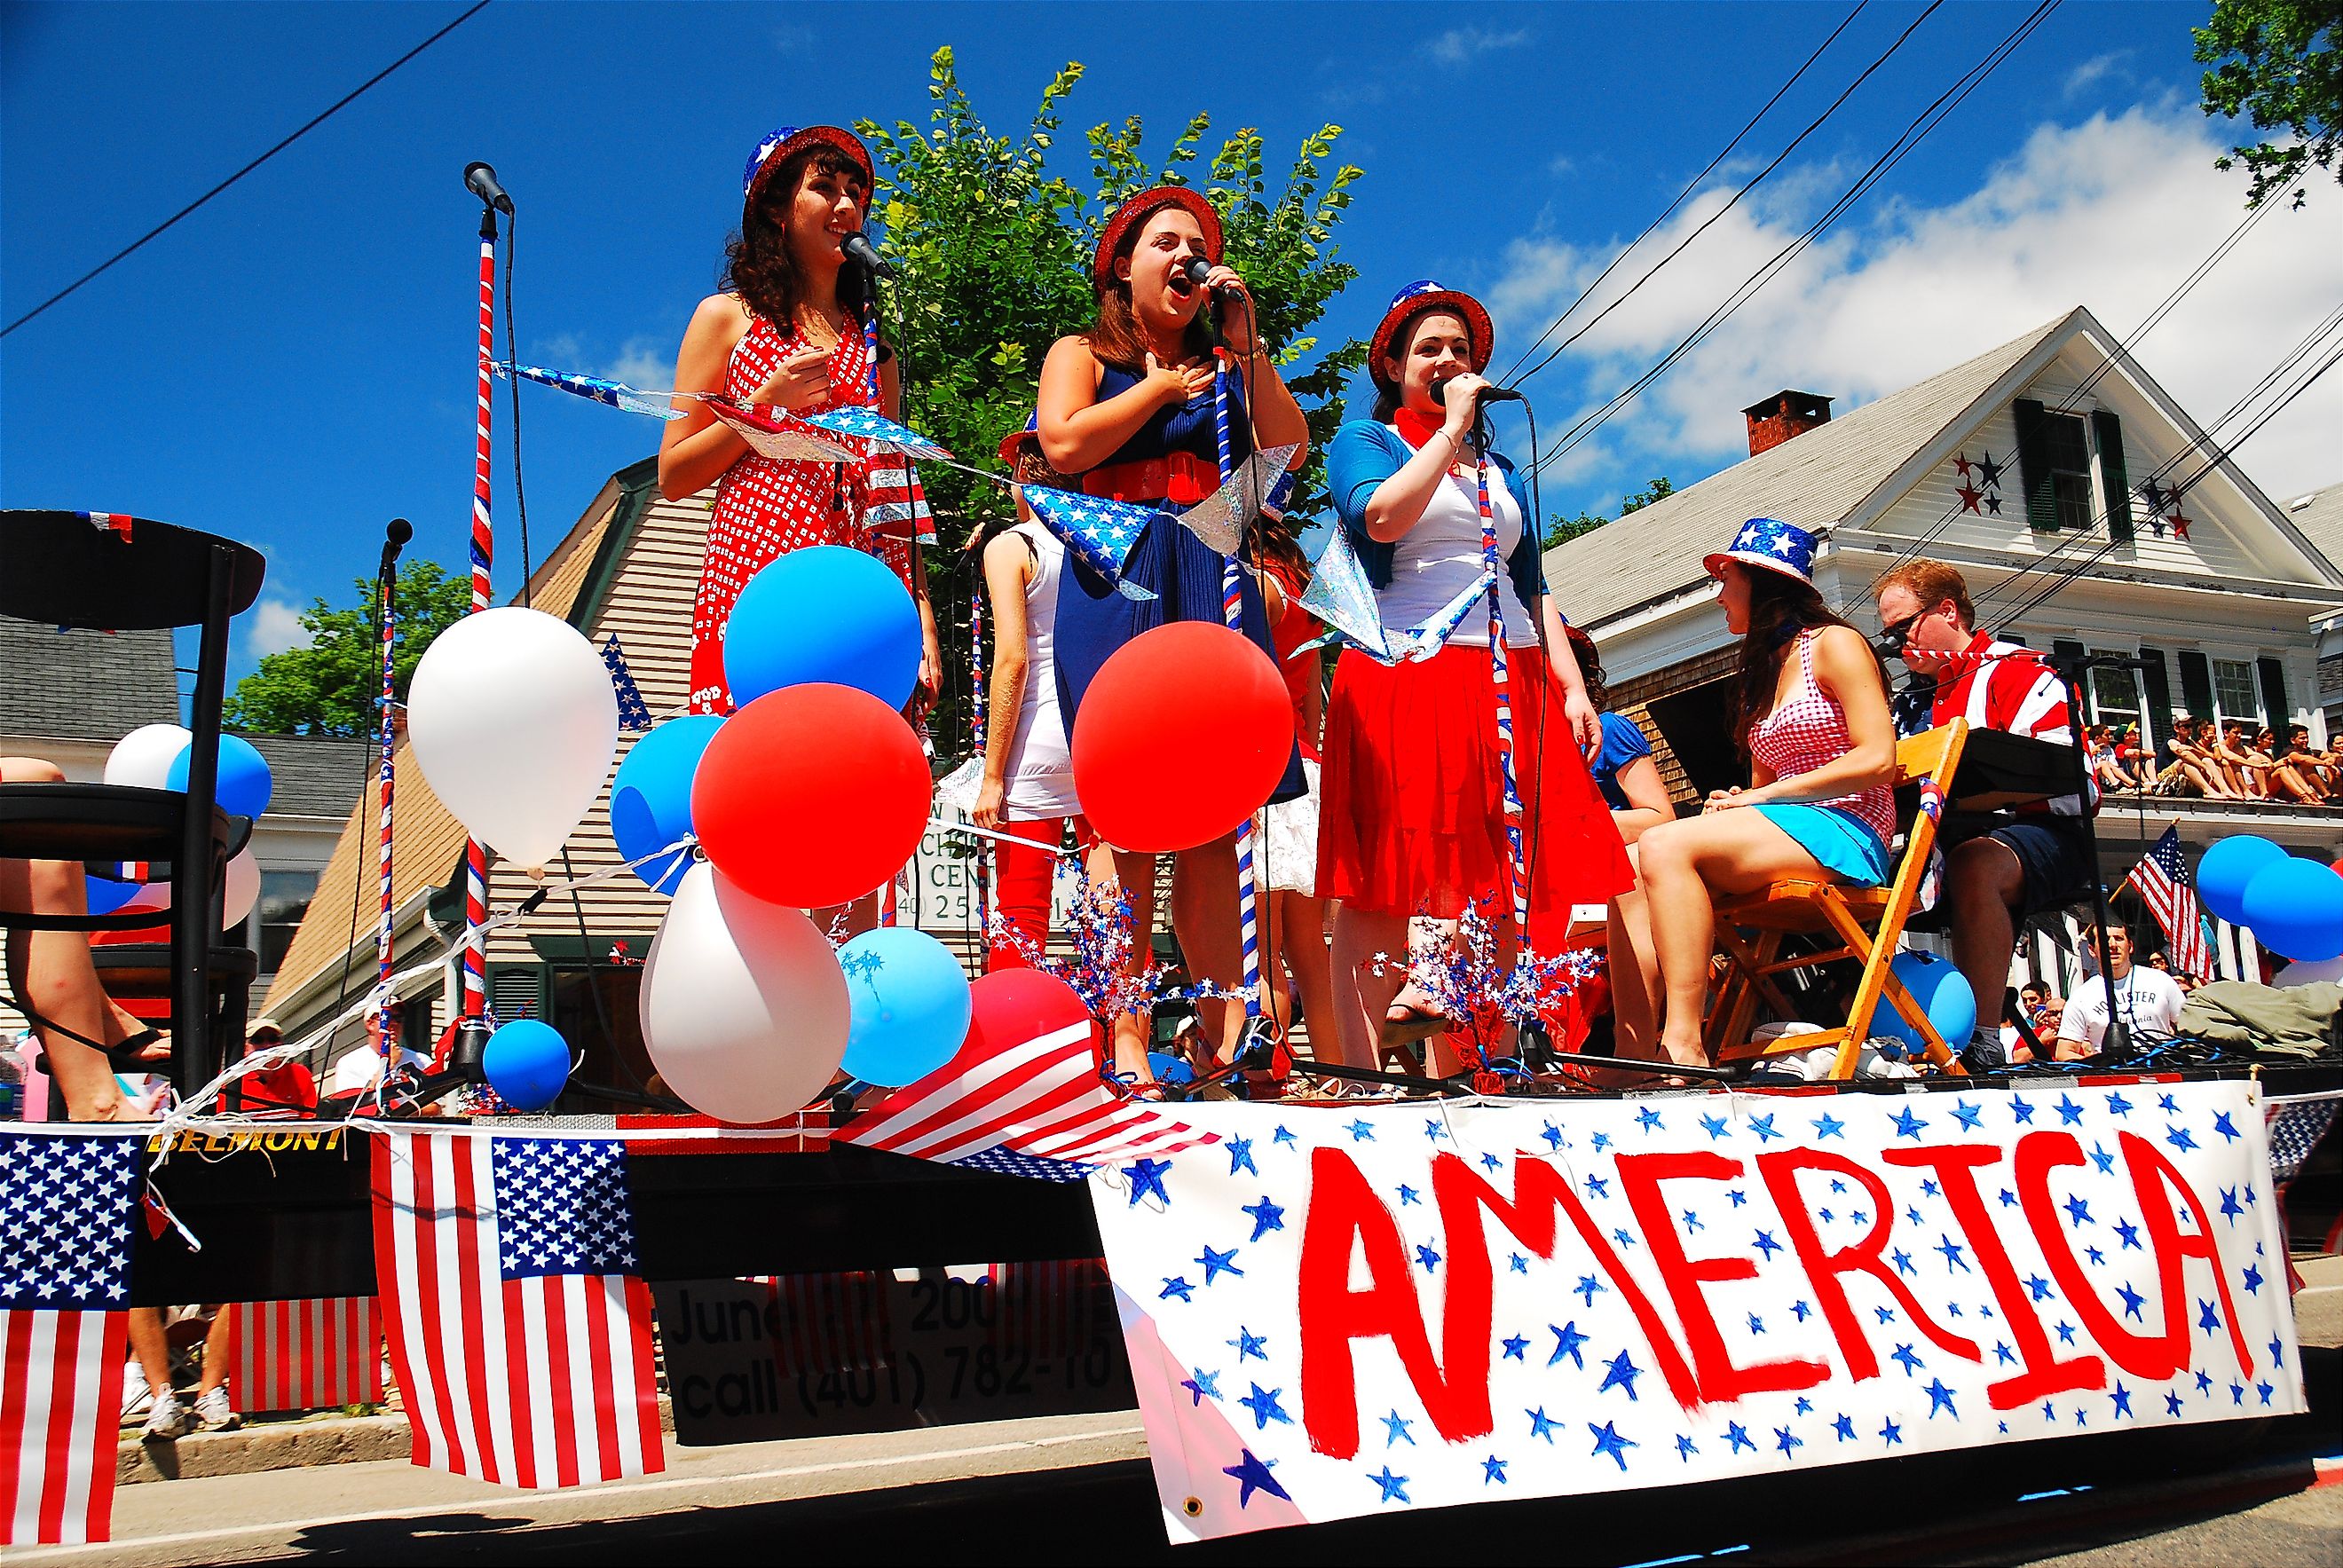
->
xmin=796 ymin=405 xmax=955 ymax=461
xmin=489 ymin=361 xmax=686 ymax=421
xmin=702 ymin=397 xmax=861 ymax=463
xmin=1020 ymin=485 xmax=1161 ymax=602
xmin=603 ymin=635 xmax=654 ymax=731
xmin=1083 ymin=1082 xmax=2300 ymax=1544
xmin=1293 ymin=526 xmax=1494 ymax=666
xmin=1174 ymin=444 xmax=1302 ymax=554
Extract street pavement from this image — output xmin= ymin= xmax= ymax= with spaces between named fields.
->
xmin=21 ymin=1259 xmax=2342 ymax=1567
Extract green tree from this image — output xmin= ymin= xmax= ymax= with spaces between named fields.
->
xmin=222 ymin=561 xmax=471 ymax=736
xmin=2197 ymin=0 xmax=2343 ymax=209
xmin=1542 ymin=476 xmax=1676 ymax=549
xmin=856 ymin=48 xmax=1368 ymax=745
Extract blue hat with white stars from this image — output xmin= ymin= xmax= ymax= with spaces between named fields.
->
xmin=1704 ymin=516 xmax=1818 ymax=587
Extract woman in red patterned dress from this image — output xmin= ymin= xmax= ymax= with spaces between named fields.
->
xmin=659 ymin=123 xmax=940 ymax=719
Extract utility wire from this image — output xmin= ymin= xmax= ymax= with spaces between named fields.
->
xmin=2 ymin=0 xmax=492 ymax=338
xmin=1492 ymin=0 xmax=1874 ymax=386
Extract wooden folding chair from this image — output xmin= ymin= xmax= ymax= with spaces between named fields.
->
xmin=1708 ymin=719 xmax=1970 ymax=1079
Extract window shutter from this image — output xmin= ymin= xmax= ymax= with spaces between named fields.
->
xmin=487 ymin=962 xmax=547 ymax=1024
xmin=2177 ymin=650 xmax=2215 ymax=721
xmin=2091 ymin=409 xmax=2132 ymax=543
xmin=2257 ymin=656 xmax=2290 ymax=724
xmin=2138 ymin=646 xmax=2173 ymax=753
xmin=2011 ymin=398 xmax=2061 ymax=533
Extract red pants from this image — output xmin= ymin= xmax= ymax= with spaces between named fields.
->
xmin=987 ymin=817 xmax=1069 ymax=973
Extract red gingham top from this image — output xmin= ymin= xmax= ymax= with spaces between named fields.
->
xmin=688 ymin=309 xmax=916 ymax=713
xmin=1749 ymin=629 xmax=1894 ymax=844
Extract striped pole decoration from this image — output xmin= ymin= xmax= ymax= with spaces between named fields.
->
xmin=969 ymin=580 xmax=991 ymax=952
xmin=458 ymin=224 xmax=497 ymax=1022
xmin=1473 ymin=451 xmax=1531 ymax=934
xmin=1211 ymin=357 xmax=1265 ymax=1029
xmin=369 ymin=553 xmax=398 ymax=1055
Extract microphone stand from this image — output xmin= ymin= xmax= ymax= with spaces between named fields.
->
xmin=2041 ymin=650 xmax=2154 ymax=1062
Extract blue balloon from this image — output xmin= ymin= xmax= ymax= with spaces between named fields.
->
xmin=84 ymin=874 xmax=141 ymax=918
xmin=610 ymin=716 xmax=724 ymax=894
xmin=2241 ymin=856 xmax=2343 ymax=961
xmin=2198 ymin=834 xmax=2285 ymax=927
xmin=484 ymin=1019 xmax=572 ymax=1112
xmin=723 ymin=545 xmax=921 ymax=711
xmin=839 ymin=927 xmax=974 ymax=1087
xmin=166 ymin=734 xmax=273 ymax=820
xmin=1871 ymin=950 xmax=1977 ymax=1057
xmin=1146 ymin=1051 xmax=1197 ymax=1087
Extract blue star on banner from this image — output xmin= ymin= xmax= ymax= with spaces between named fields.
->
xmin=1240 ymin=1196 xmax=1285 ymax=1241
xmin=1598 ymin=1349 xmax=1644 ymax=1400
xmin=1183 ymin=1369 xmax=1221 ymax=1405
xmin=1550 ymin=1321 xmax=1590 ymax=1369
xmin=1124 ymin=1158 xmax=1172 ymax=1206
xmin=1590 ymin=1421 xmax=1637 ymax=1470
xmin=1382 ymin=1409 xmax=1416 ymax=1447
xmin=1482 ymin=1454 xmax=1509 ymax=1485
xmin=1196 ymin=1244 xmax=1242 ymax=1284
xmin=1369 ymin=1466 xmax=1411 ymax=1504
xmin=1526 ymin=1406 xmax=1562 ymax=1443
xmin=1224 ymin=1449 xmax=1289 ymax=1508
xmin=1229 ymin=1327 xmax=1268 ymax=1361
xmin=1227 ymin=1138 xmax=1258 ymax=1177
xmin=602 ymin=636 xmax=654 ymax=731
xmin=1239 ymin=1383 xmax=1292 ymax=1430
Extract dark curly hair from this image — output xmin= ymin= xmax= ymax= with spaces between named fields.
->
xmin=1728 ymin=567 xmax=1885 ymax=756
xmin=722 ymin=146 xmax=876 ymax=333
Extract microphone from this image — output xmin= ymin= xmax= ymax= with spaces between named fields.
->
xmin=463 ymin=162 xmax=514 ymax=215
xmin=1180 ymin=256 xmax=1241 ymax=294
xmin=842 ymin=231 xmax=894 ymax=278
xmin=1430 ymin=380 xmax=1526 ymax=407
xmin=381 ymin=517 xmax=413 ymax=577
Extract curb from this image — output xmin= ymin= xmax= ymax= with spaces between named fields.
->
xmin=118 ymin=1397 xmax=679 ymax=1485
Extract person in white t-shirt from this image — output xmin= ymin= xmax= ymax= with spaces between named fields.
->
xmin=2056 ymin=926 xmax=2184 ymax=1058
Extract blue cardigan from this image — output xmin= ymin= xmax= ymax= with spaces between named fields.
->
xmin=1325 ymin=418 xmax=1550 ymax=613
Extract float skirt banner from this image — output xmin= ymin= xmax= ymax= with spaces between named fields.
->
xmin=1087 ymin=1083 xmax=2303 ymax=1543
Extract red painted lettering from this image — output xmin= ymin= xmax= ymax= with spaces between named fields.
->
xmin=2120 ymin=1131 xmax=2252 ymax=1379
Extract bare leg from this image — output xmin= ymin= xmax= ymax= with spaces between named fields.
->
xmin=1605 ymin=843 xmax=1661 ymax=1061
xmin=1328 ymin=903 xmax=1408 ymax=1072
xmin=128 ymin=1308 xmax=173 ymax=1396
xmin=1944 ymin=837 xmax=2024 ymax=1042
xmin=198 ymin=1309 xmax=234 ymax=1397
xmin=0 ymin=809 xmax=130 ymax=1118
xmin=1107 ymin=847 xmax=1158 ymax=1085
xmin=1273 ymin=890 xmax=1336 ymax=1061
xmin=1171 ymin=833 xmax=1244 ymax=1061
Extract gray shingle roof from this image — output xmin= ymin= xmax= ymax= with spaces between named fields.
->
xmin=241 ymin=733 xmax=377 ymax=819
xmin=1542 ymin=312 xmax=2073 ymax=627
xmin=2283 ymin=482 xmax=2343 ymax=573
xmin=0 ymin=614 xmax=178 ymax=741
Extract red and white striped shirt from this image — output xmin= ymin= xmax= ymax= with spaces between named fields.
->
xmin=1929 ymin=630 xmax=2095 ymax=816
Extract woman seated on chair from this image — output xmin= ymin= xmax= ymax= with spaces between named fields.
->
xmin=1605 ymin=521 xmax=1897 ymax=1076
xmin=2 ymin=757 xmax=168 ymax=1121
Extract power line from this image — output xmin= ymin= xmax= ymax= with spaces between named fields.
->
xmin=1492 ymin=0 xmax=1874 ymax=385
xmin=1 ymin=1 xmax=491 ymax=338
xmin=2052 ymin=196 xmax=2283 ymax=414
xmin=1527 ymin=0 xmax=2060 ymax=480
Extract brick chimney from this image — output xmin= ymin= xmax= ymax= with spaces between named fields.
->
xmin=1742 ymin=390 xmax=1833 ymax=457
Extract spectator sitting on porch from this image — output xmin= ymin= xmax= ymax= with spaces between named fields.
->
xmin=2158 ymin=717 xmax=2244 ymax=800
xmin=1874 ymin=561 xmax=2096 ymax=1073
xmin=2114 ymin=725 xmax=2152 ymax=789
xmin=2057 ymin=925 xmax=2184 ymax=1059
xmin=2243 ymin=726 xmax=2325 ymax=805
xmin=2087 ymin=725 xmax=2134 ymax=793
xmin=2212 ymin=721 xmax=2259 ymax=795
xmin=2285 ymin=726 xmax=2339 ymax=794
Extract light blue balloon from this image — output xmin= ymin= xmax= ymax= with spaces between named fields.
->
xmin=167 ymin=734 xmax=273 ymax=820
xmin=1871 ymin=950 xmax=1977 ymax=1057
xmin=2198 ymin=834 xmax=2285 ymax=927
xmin=723 ymin=545 xmax=921 ymax=711
xmin=611 ymin=715 xmax=724 ymax=894
xmin=839 ymin=927 xmax=973 ymax=1087
xmin=2241 ymin=856 xmax=2343 ymax=961
xmin=484 ymin=1019 xmax=572 ymax=1111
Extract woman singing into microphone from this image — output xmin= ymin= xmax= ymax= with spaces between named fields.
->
xmin=1035 ymin=185 xmax=1310 ymax=1072
xmin=1319 ymin=282 xmax=1631 ymax=1075
xmin=659 ymin=123 xmax=940 ymax=720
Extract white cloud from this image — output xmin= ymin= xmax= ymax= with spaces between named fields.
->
xmin=245 ymin=598 xmax=312 ymax=660
xmin=1487 ymin=102 xmax=2343 ymax=502
xmin=2063 ymin=51 xmax=2131 ymax=98
xmin=1428 ymin=27 xmax=1528 ymax=64
xmin=604 ymin=335 xmax=671 ymax=391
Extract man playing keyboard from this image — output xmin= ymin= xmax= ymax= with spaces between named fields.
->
xmin=1876 ymin=561 xmax=2095 ymax=1070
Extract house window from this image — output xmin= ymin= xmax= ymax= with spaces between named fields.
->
xmin=2087 ymin=649 xmax=2141 ymax=732
xmin=2212 ymin=658 xmax=2261 ymax=727
xmin=2043 ymin=412 xmax=2094 ymax=532
xmin=256 ymin=869 xmax=318 ymax=980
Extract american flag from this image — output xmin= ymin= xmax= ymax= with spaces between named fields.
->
xmin=765 ymin=1272 xmax=895 ymax=1377
xmin=838 ymin=1013 xmax=1216 ymax=1170
xmin=859 ymin=451 xmax=937 ymax=544
xmin=2127 ymin=826 xmax=2215 ymax=977
xmin=370 ymin=1131 xmax=664 ymax=1488
xmin=226 ymin=1298 xmax=383 ymax=1415
xmin=0 ymin=1131 xmax=140 ymax=1546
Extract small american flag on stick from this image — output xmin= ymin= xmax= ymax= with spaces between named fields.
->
xmin=2127 ymin=826 xmax=2215 ymax=978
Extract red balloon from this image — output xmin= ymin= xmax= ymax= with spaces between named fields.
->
xmin=2331 ymin=857 xmax=2343 ymax=879
xmin=692 ymin=683 xmax=931 ymax=909
xmin=1071 ymin=621 xmax=1295 ymax=851
xmin=957 ymin=967 xmax=1097 ymax=1076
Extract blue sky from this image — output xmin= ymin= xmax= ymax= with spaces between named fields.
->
xmin=6 ymin=2 xmax=2338 ymax=691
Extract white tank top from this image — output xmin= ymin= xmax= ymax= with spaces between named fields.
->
xmin=1377 ymin=460 xmax=1538 ymax=648
xmin=1002 ymin=521 xmax=1081 ymax=818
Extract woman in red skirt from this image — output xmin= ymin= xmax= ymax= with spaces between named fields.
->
xmin=659 ymin=123 xmax=940 ymax=719
xmin=1318 ymin=281 xmax=1632 ymax=1072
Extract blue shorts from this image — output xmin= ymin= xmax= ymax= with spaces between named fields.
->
xmin=1753 ymin=803 xmax=1892 ymax=886
xmin=1945 ymin=816 xmax=2094 ymax=918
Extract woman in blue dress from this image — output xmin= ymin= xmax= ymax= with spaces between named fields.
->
xmin=1036 ymin=186 xmax=1310 ymax=1080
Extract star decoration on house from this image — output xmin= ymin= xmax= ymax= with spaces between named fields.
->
xmin=1958 ymin=481 xmax=1985 ymax=514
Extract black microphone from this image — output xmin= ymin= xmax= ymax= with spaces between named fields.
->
xmin=1430 ymin=380 xmax=1526 ymax=406
xmin=463 ymin=162 xmax=514 ymax=215
xmin=381 ymin=517 xmax=413 ymax=577
xmin=843 ymin=231 xmax=894 ymax=278
xmin=1180 ymin=256 xmax=1241 ymax=294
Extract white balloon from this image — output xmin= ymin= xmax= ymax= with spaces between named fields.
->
xmin=224 ymin=847 xmax=261 ymax=928
xmin=639 ymin=863 xmax=849 ymax=1123
xmin=406 ymin=607 xmax=619 ymax=871
xmin=106 ymin=723 xmax=193 ymax=789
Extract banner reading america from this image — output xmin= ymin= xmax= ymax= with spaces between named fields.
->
xmin=1088 ymin=1081 xmax=2303 ymax=1542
